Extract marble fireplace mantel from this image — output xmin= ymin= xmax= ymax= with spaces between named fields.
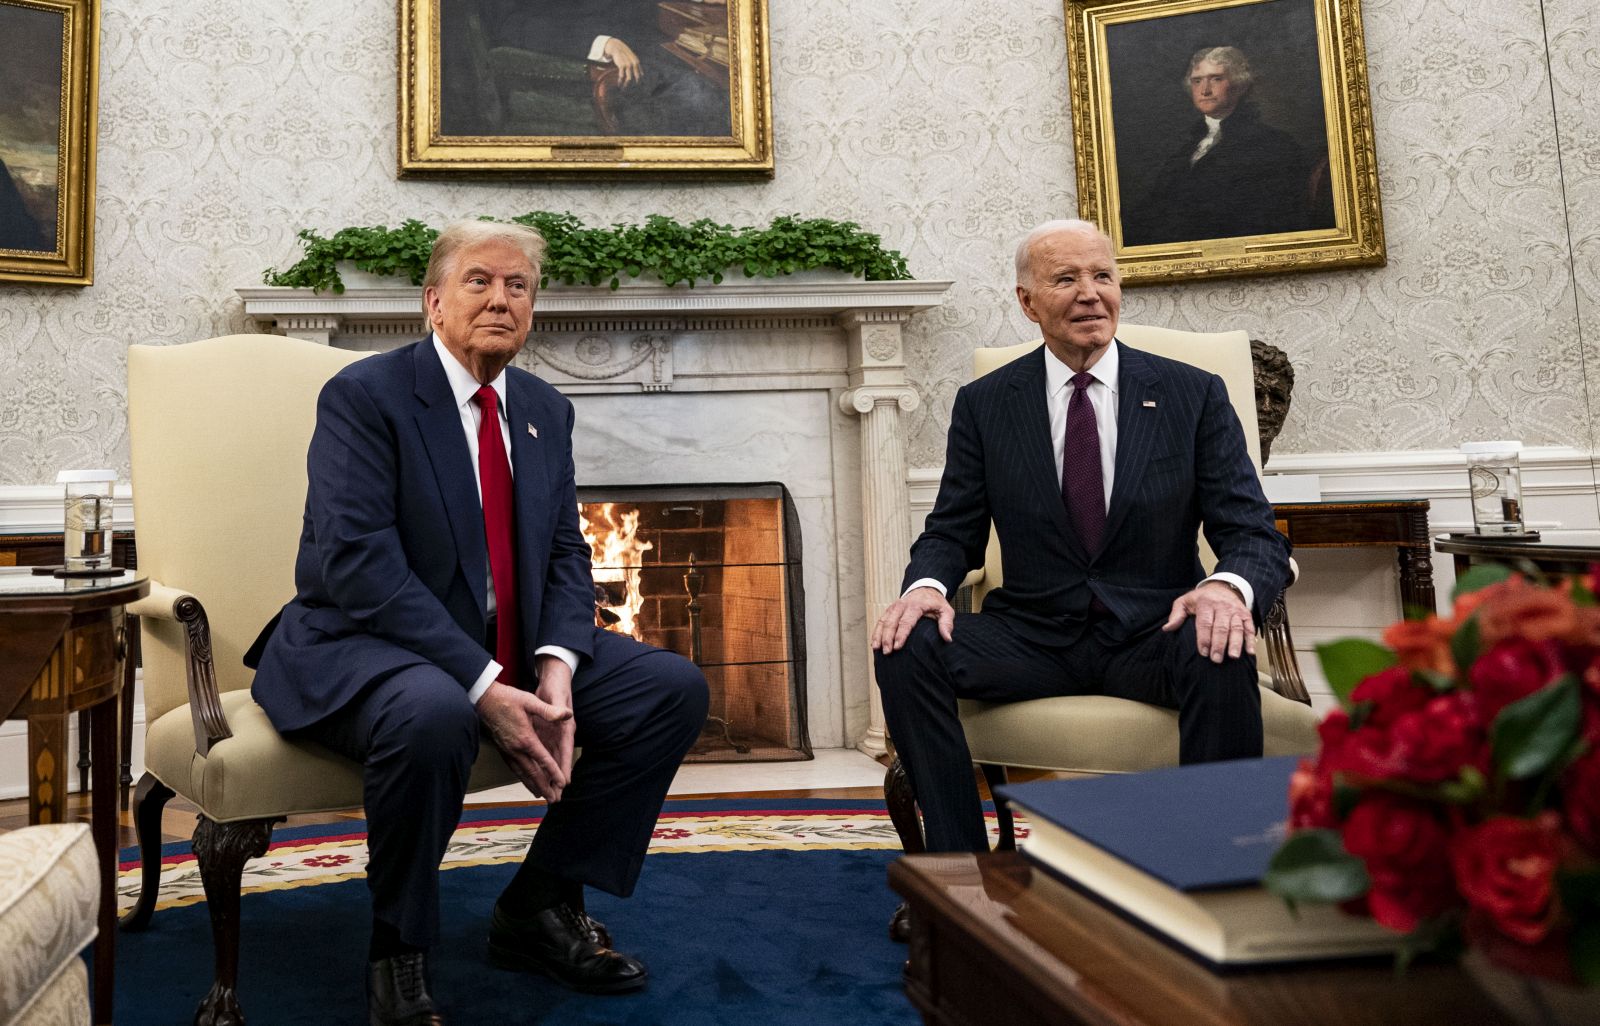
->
xmin=239 ymin=279 xmax=954 ymax=756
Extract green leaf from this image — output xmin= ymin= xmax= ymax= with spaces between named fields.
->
xmin=1449 ymin=615 xmax=1481 ymax=677
xmin=1264 ymin=829 xmax=1370 ymax=905
xmin=1416 ymin=670 xmax=1458 ymax=693
xmin=1315 ymin=639 xmax=1399 ymax=708
xmin=1452 ymin=563 xmax=1512 ymax=600
xmin=1492 ymin=675 xmax=1582 ymax=780
xmin=1573 ymin=921 xmax=1600 ymax=987
xmin=1437 ymin=765 xmax=1486 ymax=804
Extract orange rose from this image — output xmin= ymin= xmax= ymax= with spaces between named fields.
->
xmin=1475 ymin=579 xmax=1578 ymax=646
xmin=1382 ymin=616 xmax=1455 ymax=675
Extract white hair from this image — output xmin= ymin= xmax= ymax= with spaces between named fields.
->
xmin=1185 ymin=46 xmax=1254 ymax=91
xmin=1013 ymin=219 xmax=1114 ymax=287
xmin=422 ymin=220 xmax=547 ymax=315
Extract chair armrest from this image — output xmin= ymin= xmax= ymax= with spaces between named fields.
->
xmin=960 ymin=568 xmax=985 ymax=589
xmin=127 ymin=579 xmax=234 ymax=755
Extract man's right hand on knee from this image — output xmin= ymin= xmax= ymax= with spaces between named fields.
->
xmin=872 ymin=586 xmax=955 ymax=654
xmin=477 ymin=682 xmax=573 ymax=800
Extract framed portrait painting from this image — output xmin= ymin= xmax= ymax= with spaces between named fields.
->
xmin=399 ymin=0 xmax=772 ymax=177
xmin=0 ymin=0 xmax=98 ymax=285
xmin=1065 ymin=0 xmax=1384 ymax=284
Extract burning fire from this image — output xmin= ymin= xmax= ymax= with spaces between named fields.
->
xmin=580 ymin=503 xmax=653 ymax=639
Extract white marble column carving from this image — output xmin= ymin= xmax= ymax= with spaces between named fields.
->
xmin=838 ymin=311 xmax=919 ymax=757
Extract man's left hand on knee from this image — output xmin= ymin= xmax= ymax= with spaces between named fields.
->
xmin=1162 ymin=581 xmax=1255 ymax=663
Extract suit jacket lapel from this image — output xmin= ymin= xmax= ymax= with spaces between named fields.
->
xmin=1002 ymin=348 xmax=1080 ymax=556
xmin=505 ymin=372 xmax=551 ymax=583
xmin=411 ymin=340 xmax=490 ymax=624
xmin=1104 ymin=341 xmax=1162 ymax=546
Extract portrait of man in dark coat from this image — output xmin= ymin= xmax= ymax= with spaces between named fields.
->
xmin=1120 ymin=45 xmax=1335 ymax=248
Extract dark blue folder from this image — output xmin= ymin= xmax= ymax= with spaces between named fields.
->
xmin=996 ymin=755 xmax=1300 ymax=892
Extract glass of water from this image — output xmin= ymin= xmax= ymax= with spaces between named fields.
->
xmin=58 ymin=469 xmax=117 ymax=571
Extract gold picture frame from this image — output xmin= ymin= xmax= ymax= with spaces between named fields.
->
xmin=1065 ymin=0 xmax=1384 ymax=285
xmin=399 ymin=0 xmax=772 ymax=178
xmin=0 ymin=0 xmax=98 ymax=285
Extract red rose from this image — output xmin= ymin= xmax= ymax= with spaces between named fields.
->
xmin=1288 ymin=759 xmax=1336 ymax=830
xmin=1382 ymin=617 xmax=1455 ymax=675
xmin=1451 ymin=815 xmax=1562 ymax=945
xmin=1586 ymin=563 xmax=1600 ymax=601
xmin=1350 ymin=667 xmax=1433 ymax=727
xmin=1340 ymin=794 xmax=1455 ymax=931
xmin=1386 ymin=693 xmax=1488 ymax=783
xmin=1330 ymin=693 xmax=1486 ymax=784
xmin=1562 ymin=747 xmax=1600 ymax=856
xmin=1469 ymin=638 xmax=1565 ymax=721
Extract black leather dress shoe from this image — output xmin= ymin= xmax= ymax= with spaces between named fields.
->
xmin=368 ymin=952 xmax=444 ymax=1026
xmin=889 ymin=902 xmax=911 ymax=943
xmin=488 ymin=901 xmax=648 ymax=994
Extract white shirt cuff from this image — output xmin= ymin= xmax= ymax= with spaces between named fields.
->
xmin=466 ymin=660 xmax=502 ymax=706
xmin=535 ymin=645 xmax=580 ymax=675
xmin=1202 ymin=572 xmax=1254 ymax=612
xmin=588 ymin=35 xmax=612 ymax=62
xmin=904 ymin=578 xmax=947 ymax=598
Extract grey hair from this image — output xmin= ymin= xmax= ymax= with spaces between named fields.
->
xmin=1013 ymin=219 xmax=1114 ymax=287
xmin=1185 ymin=46 xmax=1253 ymax=91
xmin=422 ymin=220 xmax=547 ymax=315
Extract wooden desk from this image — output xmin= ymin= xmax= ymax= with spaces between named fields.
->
xmin=1 ymin=569 xmax=148 ymax=1026
xmin=1272 ymin=500 xmax=1436 ymax=614
xmin=889 ymin=852 xmax=1511 ymax=1026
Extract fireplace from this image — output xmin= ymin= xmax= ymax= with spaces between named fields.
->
xmin=241 ymin=278 xmax=954 ymax=755
xmin=578 ymin=484 xmax=809 ymax=761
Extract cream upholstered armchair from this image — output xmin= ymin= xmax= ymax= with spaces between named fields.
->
xmin=884 ymin=324 xmax=1320 ymax=855
xmin=122 ymin=335 xmax=517 ymax=1026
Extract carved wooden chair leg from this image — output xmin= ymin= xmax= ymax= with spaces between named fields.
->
xmin=191 ymin=815 xmax=276 ymax=1026
xmin=884 ymin=755 xmax=925 ymax=854
xmin=884 ymin=755 xmax=925 ymax=943
xmin=118 ymin=773 xmax=175 ymax=931
xmin=978 ymin=763 xmax=1015 ymax=851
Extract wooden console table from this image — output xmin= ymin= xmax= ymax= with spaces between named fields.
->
xmin=889 ymin=852 xmax=1510 ymax=1026
xmin=1 ymin=568 xmax=148 ymax=1026
xmin=1271 ymin=499 xmax=1436 ymax=615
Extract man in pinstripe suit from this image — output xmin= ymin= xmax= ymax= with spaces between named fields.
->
xmin=872 ymin=219 xmax=1292 ymax=856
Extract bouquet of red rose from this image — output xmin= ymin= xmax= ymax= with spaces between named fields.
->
xmin=1266 ymin=565 xmax=1600 ymax=986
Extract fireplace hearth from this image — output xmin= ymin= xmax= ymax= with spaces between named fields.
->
xmin=579 ymin=484 xmax=808 ymax=761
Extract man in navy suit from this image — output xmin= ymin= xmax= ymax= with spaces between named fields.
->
xmin=248 ymin=221 xmax=707 ymax=1024
xmin=873 ymin=219 xmax=1291 ymax=857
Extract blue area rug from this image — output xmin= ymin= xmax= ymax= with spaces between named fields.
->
xmin=115 ymin=800 xmax=923 ymax=1025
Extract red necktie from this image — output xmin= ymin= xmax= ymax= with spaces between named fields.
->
xmin=1061 ymin=372 xmax=1106 ymax=555
xmin=473 ymin=386 xmax=518 ymax=685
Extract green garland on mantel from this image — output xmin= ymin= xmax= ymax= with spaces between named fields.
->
xmin=262 ymin=212 xmax=914 ymax=293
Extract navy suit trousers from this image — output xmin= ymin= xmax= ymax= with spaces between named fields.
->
xmin=874 ymin=612 xmax=1263 ymax=853
xmin=293 ymin=627 xmax=708 ymax=947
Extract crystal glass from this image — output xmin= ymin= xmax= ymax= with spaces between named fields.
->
xmin=1460 ymin=442 xmax=1524 ymax=535
xmin=57 ymin=469 xmax=117 ymax=571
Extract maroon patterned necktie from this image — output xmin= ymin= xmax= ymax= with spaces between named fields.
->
xmin=1061 ymin=371 xmax=1106 ymax=555
xmin=473 ymin=386 xmax=518 ymax=685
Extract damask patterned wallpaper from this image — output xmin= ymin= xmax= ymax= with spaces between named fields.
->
xmin=0 ymin=0 xmax=1594 ymax=485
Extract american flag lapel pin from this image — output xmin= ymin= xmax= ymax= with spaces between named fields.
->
xmin=1142 ymin=400 xmax=1157 ymax=408
xmin=528 ymin=423 xmax=538 ymax=438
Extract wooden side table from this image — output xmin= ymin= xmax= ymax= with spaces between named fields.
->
xmin=1272 ymin=499 xmax=1436 ymax=614
xmin=889 ymin=852 xmax=1511 ymax=1026
xmin=1 ymin=568 xmax=148 ymax=1026
xmin=0 ymin=531 xmax=140 ymax=804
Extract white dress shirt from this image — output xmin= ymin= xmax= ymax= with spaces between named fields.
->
xmin=432 ymin=336 xmax=579 ymax=704
xmin=908 ymin=341 xmax=1255 ymax=611
xmin=1191 ymin=115 xmax=1224 ymax=164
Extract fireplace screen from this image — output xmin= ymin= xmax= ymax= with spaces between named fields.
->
xmin=577 ymin=483 xmax=809 ymax=761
